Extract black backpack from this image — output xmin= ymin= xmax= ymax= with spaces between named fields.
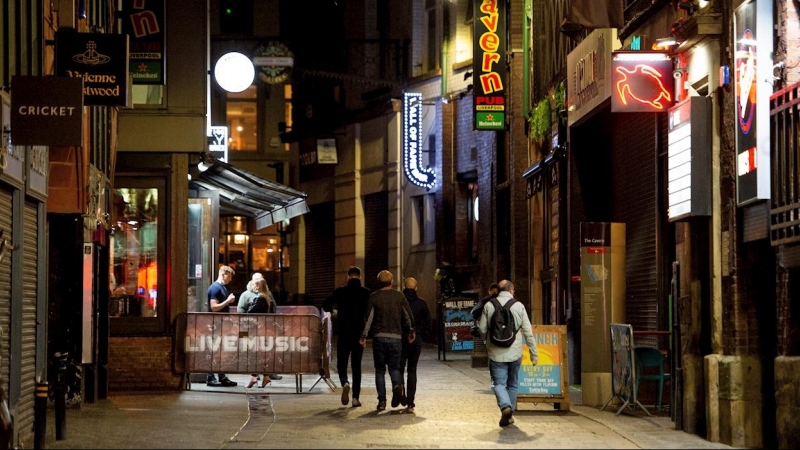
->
xmin=488 ymin=297 xmax=518 ymax=347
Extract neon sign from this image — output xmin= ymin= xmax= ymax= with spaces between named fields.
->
xmin=403 ymin=92 xmax=435 ymax=189
xmin=473 ymin=0 xmax=506 ymax=130
xmin=611 ymin=52 xmax=674 ymax=113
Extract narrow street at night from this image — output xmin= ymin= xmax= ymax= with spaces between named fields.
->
xmin=45 ymin=343 xmax=733 ymax=449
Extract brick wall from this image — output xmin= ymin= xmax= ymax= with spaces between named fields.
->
xmin=108 ymin=337 xmax=182 ymax=391
xmin=778 ymin=0 xmax=800 ymax=85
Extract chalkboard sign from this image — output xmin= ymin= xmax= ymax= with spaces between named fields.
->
xmin=441 ymin=297 xmax=475 ymax=352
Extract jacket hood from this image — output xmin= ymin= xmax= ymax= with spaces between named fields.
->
xmin=403 ymin=288 xmax=420 ymax=301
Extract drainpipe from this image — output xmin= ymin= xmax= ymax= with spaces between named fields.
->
xmin=522 ymin=0 xmax=531 ymax=119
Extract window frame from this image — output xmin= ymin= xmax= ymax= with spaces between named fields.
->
xmin=109 ymin=176 xmax=168 ymax=336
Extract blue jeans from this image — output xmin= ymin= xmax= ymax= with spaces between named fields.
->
xmin=489 ymin=358 xmax=522 ymax=411
xmin=372 ymin=337 xmax=403 ymax=402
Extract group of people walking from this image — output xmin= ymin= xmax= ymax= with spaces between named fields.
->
xmin=323 ymin=267 xmax=431 ymax=414
xmin=325 ymin=266 xmax=539 ymax=428
xmin=204 ymin=263 xmax=539 ymax=428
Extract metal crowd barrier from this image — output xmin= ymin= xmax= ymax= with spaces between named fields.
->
xmin=172 ymin=306 xmax=334 ymax=393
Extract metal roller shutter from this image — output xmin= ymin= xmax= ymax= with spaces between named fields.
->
xmin=17 ymin=202 xmax=38 ymax=440
xmin=611 ymin=113 xmax=660 ymax=344
xmin=304 ymin=202 xmax=335 ymax=306
xmin=363 ymin=193 xmax=388 ymax=292
xmin=0 ymin=190 xmax=11 ymax=399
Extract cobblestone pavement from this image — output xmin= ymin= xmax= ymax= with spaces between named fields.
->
xmin=45 ymin=343 xmax=737 ymax=449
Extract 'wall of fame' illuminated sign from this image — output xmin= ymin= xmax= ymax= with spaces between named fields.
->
xmin=611 ymin=52 xmax=674 ymax=113
xmin=403 ymin=92 xmax=436 ymax=189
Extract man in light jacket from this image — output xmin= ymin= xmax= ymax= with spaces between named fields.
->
xmin=478 ymin=279 xmax=538 ymax=427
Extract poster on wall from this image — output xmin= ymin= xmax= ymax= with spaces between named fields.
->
xmin=441 ymin=298 xmax=475 ymax=352
xmin=472 ymin=0 xmax=506 ymax=130
xmin=734 ymin=0 xmax=772 ymax=205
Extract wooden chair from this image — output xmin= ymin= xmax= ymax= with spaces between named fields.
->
xmin=634 ymin=346 xmax=670 ymax=411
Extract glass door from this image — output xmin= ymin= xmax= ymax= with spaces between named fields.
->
xmin=188 ymin=190 xmax=219 ymax=312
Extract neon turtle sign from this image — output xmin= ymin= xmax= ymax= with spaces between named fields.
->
xmin=403 ymin=92 xmax=435 ymax=189
xmin=611 ymin=52 xmax=674 ymax=113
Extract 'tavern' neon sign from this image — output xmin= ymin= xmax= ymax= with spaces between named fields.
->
xmin=473 ymin=0 xmax=506 ymax=130
xmin=611 ymin=52 xmax=673 ymax=113
xmin=403 ymin=92 xmax=435 ymax=189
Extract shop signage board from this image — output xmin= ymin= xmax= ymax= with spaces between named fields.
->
xmin=55 ymin=31 xmax=130 ymax=106
xmin=472 ymin=0 xmax=506 ymax=130
xmin=441 ymin=297 xmax=475 ymax=352
xmin=517 ymin=325 xmax=570 ymax=411
xmin=667 ymin=96 xmax=711 ymax=221
xmin=403 ymin=92 xmax=435 ymax=188
xmin=209 ymin=126 xmax=228 ymax=162
xmin=121 ymin=0 xmax=165 ymax=84
xmin=734 ymin=0 xmax=773 ymax=204
xmin=10 ymin=76 xmax=84 ymax=146
xmin=610 ymin=51 xmax=674 ymax=113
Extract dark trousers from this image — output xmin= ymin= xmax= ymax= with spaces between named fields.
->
xmin=372 ymin=337 xmax=403 ymax=402
xmin=337 ymin=333 xmax=364 ymax=399
xmin=401 ymin=341 xmax=422 ymax=407
xmin=207 ymin=373 xmax=226 ymax=382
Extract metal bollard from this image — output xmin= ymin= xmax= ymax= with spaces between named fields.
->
xmin=34 ymin=381 xmax=47 ymax=449
xmin=53 ymin=352 xmax=68 ymax=441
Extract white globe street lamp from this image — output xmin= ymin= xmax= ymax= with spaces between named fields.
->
xmin=214 ymin=52 xmax=255 ymax=93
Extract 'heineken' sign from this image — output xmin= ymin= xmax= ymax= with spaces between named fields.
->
xmin=473 ymin=0 xmax=506 ymax=131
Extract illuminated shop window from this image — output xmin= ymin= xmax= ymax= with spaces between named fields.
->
xmin=109 ymin=181 xmax=166 ymax=332
xmin=226 ymin=85 xmax=258 ymax=151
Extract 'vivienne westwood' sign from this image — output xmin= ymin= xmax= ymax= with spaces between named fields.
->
xmin=55 ymin=31 xmax=130 ymax=107
xmin=11 ymin=76 xmax=84 ymax=147
xmin=473 ymin=0 xmax=506 ymax=131
xmin=403 ymin=92 xmax=435 ymax=189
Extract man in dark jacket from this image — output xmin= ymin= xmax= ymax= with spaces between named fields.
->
xmin=401 ymin=277 xmax=431 ymax=413
xmin=323 ymin=266 xmax=371 ymax=407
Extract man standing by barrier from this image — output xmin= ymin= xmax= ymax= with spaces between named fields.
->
xmin=401 ymin=277 xmax=431 ymax=414
xmin=323 ymin=266 xmax=372 ymax=407
xmin=360 ymin=270 xmax=415 ymax=411
xmin=206 ymin=265 xmax=238 ymax=387
xmin=478 ymin=279 xmax=537 ymax=426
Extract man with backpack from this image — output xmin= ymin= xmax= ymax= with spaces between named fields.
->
xmin=478 ymin=279 xmax=538 ymax=427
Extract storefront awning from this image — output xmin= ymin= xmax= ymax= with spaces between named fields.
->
xmin=192 ymin=158 xmax=309 ymax=229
